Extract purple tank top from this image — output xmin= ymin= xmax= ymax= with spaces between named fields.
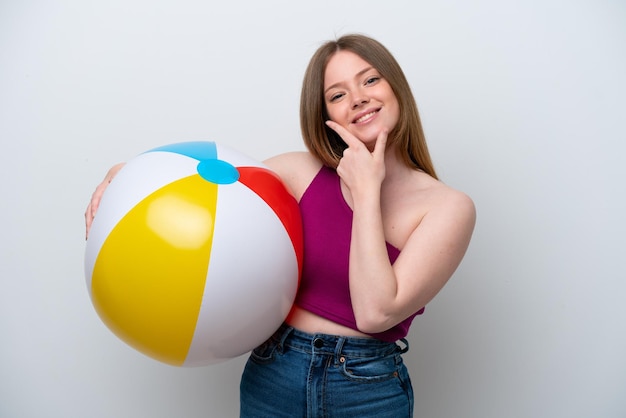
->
xmin=294 ymin=166 xmax=424 ymax=342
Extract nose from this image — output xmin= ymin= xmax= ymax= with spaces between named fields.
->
xmin=352 ymin=92 xmax=369 ymax=108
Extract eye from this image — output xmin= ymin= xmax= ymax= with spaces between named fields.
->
xmin=365 ymin=76 xmax=380 ymax=86
xmin=329 ymin=92 xmax=344 ymax=102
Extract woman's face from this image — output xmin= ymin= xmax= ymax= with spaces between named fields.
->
xmin=323 ymin=50 xmax=400 ymax=150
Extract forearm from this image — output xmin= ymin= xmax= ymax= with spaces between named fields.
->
xmin=348 ymin=192 xmax=399 ymax=333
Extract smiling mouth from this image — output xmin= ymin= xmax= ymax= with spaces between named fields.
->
xmin=353 ymin=110 xmax=379 ymax=124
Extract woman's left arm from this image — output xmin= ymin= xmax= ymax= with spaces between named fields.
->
xmin=327 ymin=121 xmax=476 ymax=334
xmin=350 ymin=187 xmax=476 ymax=334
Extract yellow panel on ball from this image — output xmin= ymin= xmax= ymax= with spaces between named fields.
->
xmin=91 ymin=175 xmax=218 ymax=366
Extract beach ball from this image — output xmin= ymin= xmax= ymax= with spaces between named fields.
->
xmin=84 ymin=141 xmax=303 ymax=367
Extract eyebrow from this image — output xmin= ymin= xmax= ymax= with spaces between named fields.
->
xmin=324 ymin=66 xmax=375 ymax=94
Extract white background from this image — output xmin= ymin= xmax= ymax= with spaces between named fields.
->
xmin=1 ymin=0 xmax=625 ymax=417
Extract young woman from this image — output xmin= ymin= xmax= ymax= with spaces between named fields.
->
xmin=85 ymin=34 xmax=475 ymax=417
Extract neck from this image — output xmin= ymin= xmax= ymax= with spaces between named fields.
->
xmin=382 ymin=145 xmax=411 ymax=182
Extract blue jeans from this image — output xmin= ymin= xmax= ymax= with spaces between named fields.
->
xmin=240 ymin=324 xmax=414 ymax=417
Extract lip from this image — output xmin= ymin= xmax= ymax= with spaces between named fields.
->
xmin=351 ymin=107 xmax=381 ymax=124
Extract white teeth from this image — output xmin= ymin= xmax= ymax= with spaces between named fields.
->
xmin=355 ymin=111 xmax=377 ymax=123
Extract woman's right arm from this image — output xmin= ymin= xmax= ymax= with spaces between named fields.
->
xmin=84 ymin=162 xmax=126 ymax=238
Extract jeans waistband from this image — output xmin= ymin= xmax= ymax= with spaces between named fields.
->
xmin=271 ymin=323 xmax=409 ymax=358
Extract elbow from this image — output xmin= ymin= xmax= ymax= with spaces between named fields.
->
xmin=354 ymin=310 xmax=395 ymax=335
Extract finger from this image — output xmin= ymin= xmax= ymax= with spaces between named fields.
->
xmin=90 ymin=192 xmax=101 ymax=218
xmin=85 ymin=203 xmax=93 ymax=239
xmin=85 ymin=189 xmax=103 ymax=239
xmin=373 ymin=129 xmax=388 ymax=160
xmin=325 ymin=120 xmax=362 ymax=149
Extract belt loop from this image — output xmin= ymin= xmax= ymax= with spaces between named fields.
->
xmin=276 ymin=324 xmax=294 ymax=352
xmin=334 ymin=337 xmax=346 ymax=362
xmin=397 ymin=338 xmax=410 ymax=354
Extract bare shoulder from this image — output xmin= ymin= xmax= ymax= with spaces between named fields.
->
xmin=383 ymin=170 xmax=475 ymax=250
xmin=419 ymin=175 xmax=476 ymax=234
xmin=435 ymin=180 xmax=474 ymax=215
xmin=263 ymin=151 xmax=323 ymax=200
xmin=263 ymin=151 xmax=320 ymax=173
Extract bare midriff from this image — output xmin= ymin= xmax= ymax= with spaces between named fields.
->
xmin=285 ymin=305 xmax=373 ymax=338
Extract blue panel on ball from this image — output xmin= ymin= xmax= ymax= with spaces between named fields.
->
xmin=148 ymin=141 xmax=218 ymax=161
xmin=197 ymin=159 xmax=240 ymax=184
